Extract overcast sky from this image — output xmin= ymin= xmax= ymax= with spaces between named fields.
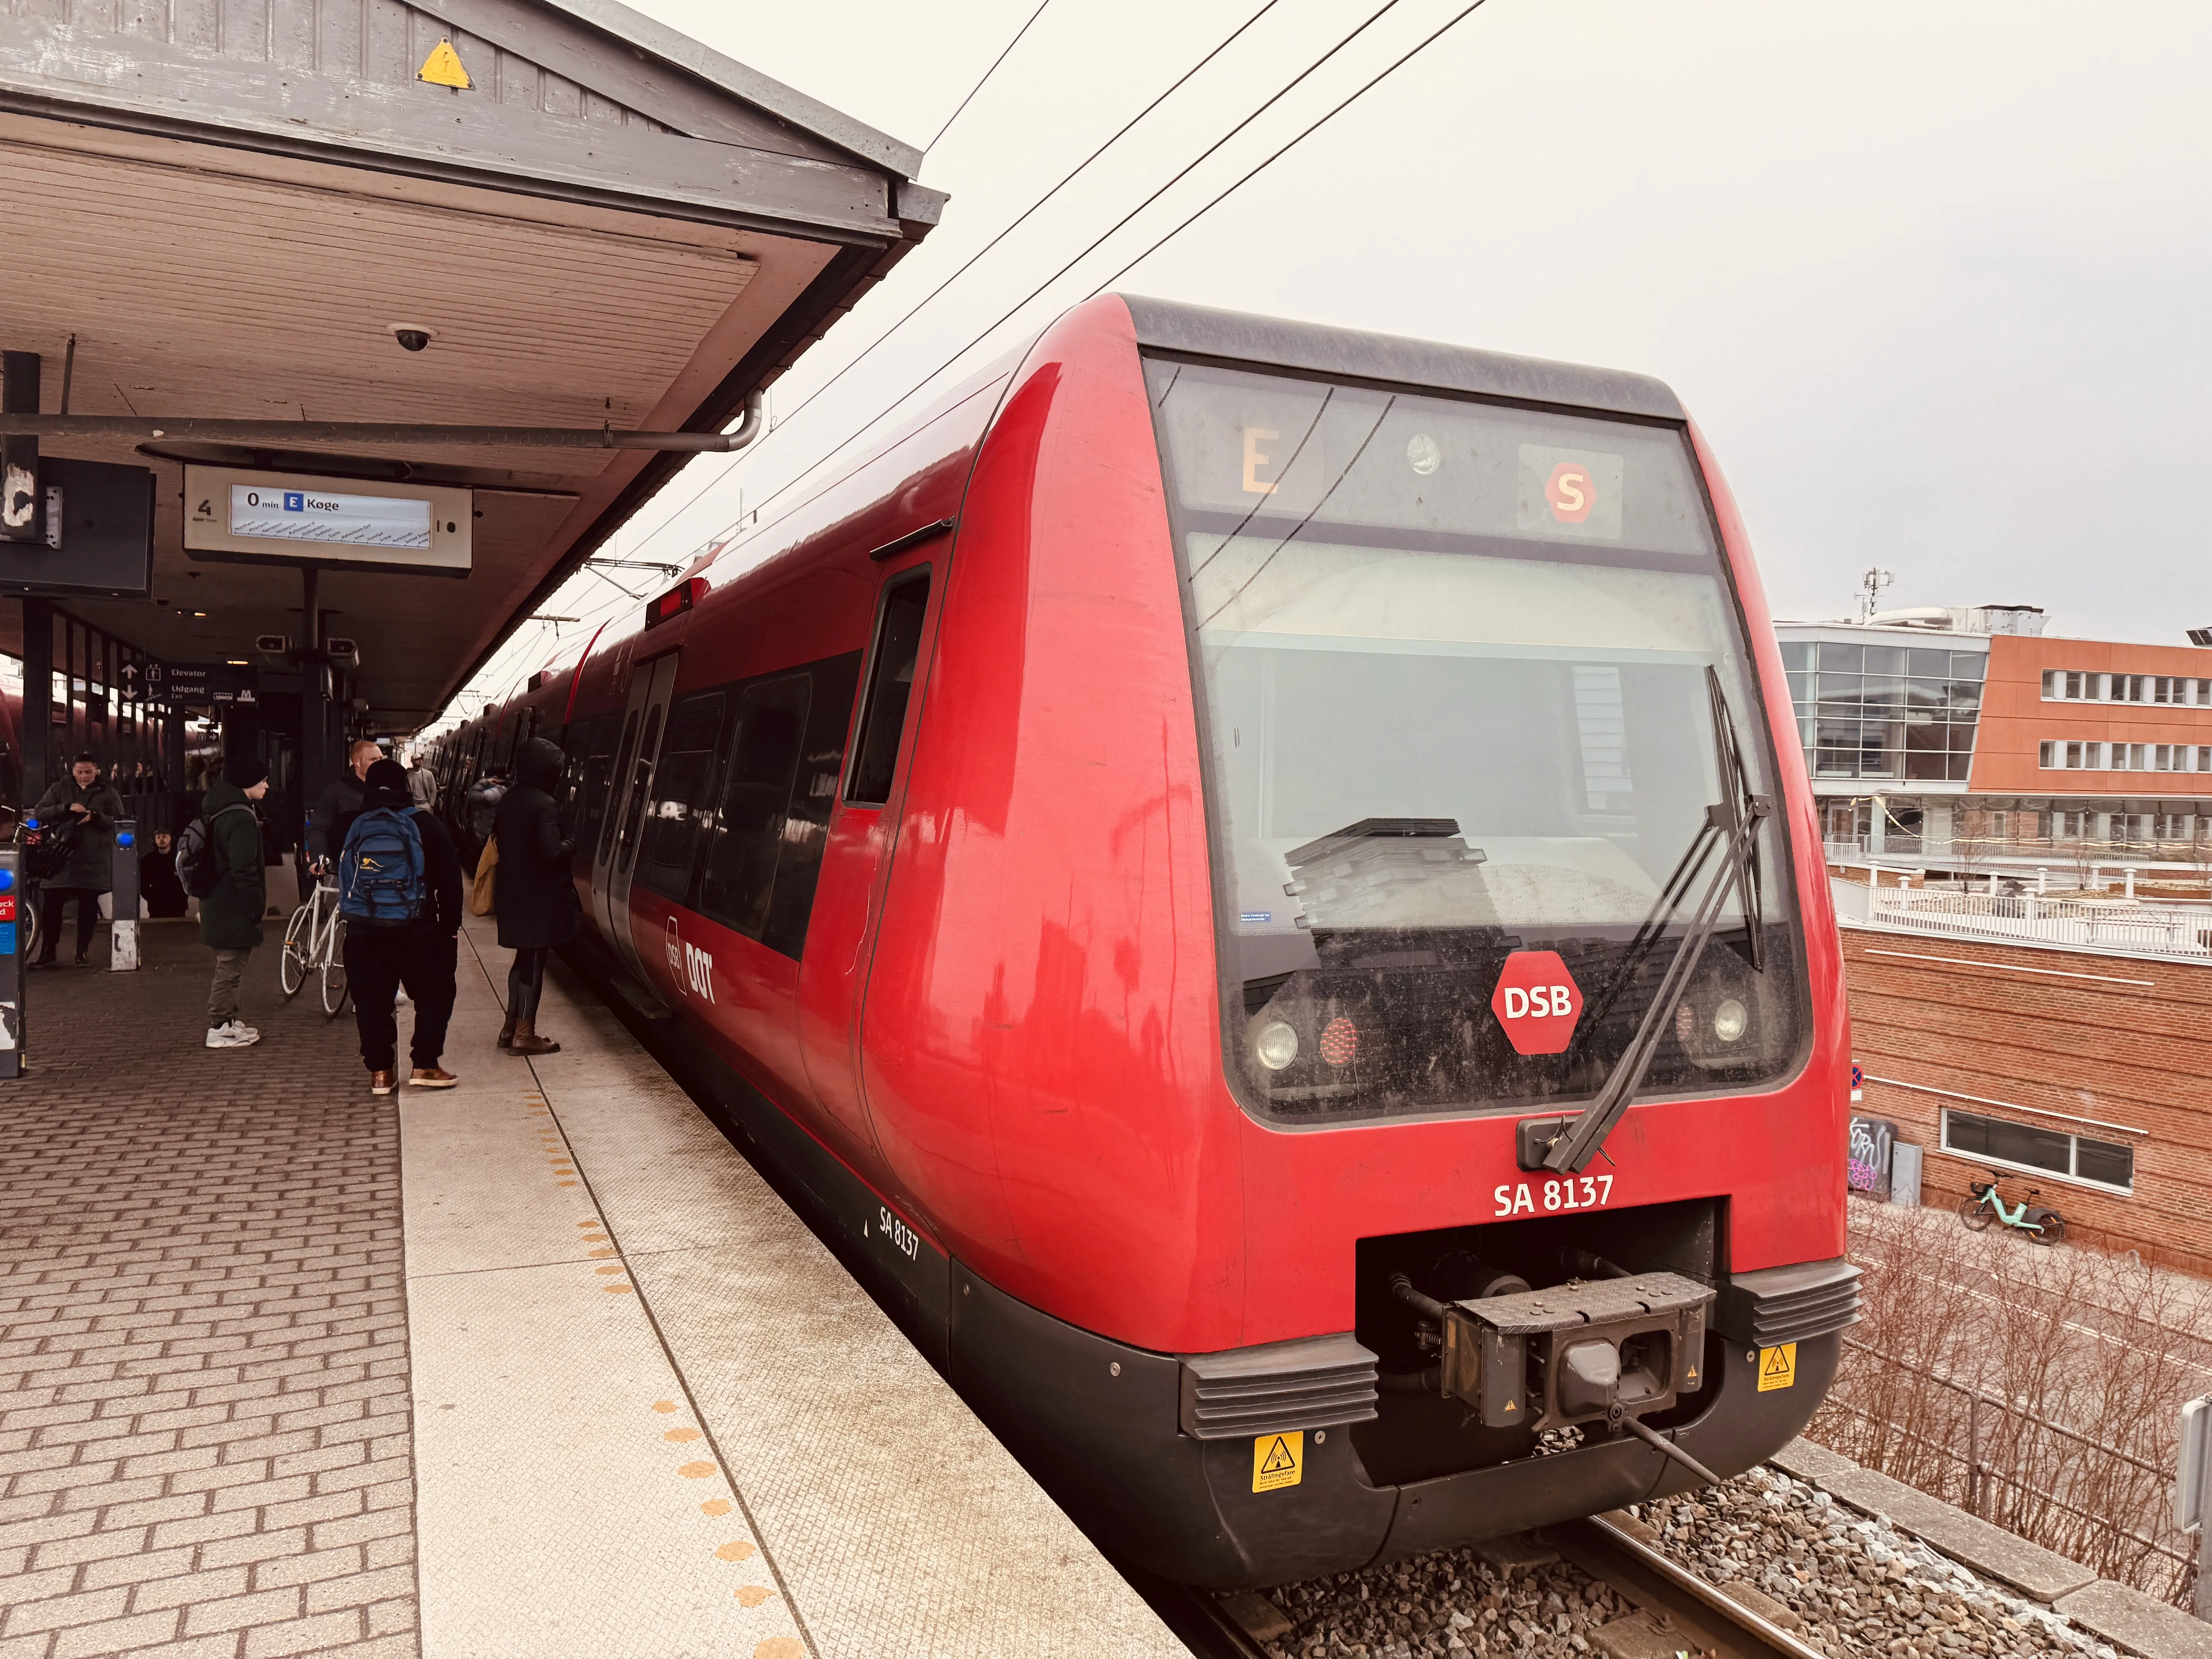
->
xmin=459 ymin=0 xmax=2212 ymax=712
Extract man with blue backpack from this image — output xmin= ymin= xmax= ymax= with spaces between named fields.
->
xmin=335 ymin=759 xmax=465 ymax=1095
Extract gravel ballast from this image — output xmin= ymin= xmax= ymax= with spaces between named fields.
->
xmin=1250 ymin=1465 xmax=2132 ymax=1659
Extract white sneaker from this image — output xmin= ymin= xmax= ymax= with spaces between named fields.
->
xmin=204 ymin=1021 xmax=261 ymax=1049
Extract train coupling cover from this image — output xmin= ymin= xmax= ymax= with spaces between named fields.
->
xmin=1434 ymin=1273 xmax=1712 ymax=1432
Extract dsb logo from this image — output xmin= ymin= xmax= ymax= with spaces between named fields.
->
xmin=1490 ymin=950 xmax=1583 ymax=1056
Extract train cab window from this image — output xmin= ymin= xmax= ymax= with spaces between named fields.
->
xmin=635 ymin=692 xmax=726 ymax=901
xmin=1146 ymin=357 xmax=1807 ymax=1126
xmin=845 ymin=572 xmax=930 ymax=805
xmin=700 ymin=675 xmax=811 ymax=939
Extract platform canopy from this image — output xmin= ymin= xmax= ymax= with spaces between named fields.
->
xmin=0 ymin=0 xmax=941 ymax=729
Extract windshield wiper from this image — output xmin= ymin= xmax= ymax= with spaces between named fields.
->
xmin=1523 ymin=668 xmax=1770 ymax=1175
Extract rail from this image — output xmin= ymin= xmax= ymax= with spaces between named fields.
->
xmin=1551 ymin=1512 xmax=1826 ymax=1659
xmin=1862 ymin=886 xmax=2212 ymax=958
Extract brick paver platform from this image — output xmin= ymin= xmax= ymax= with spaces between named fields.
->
xmin=0 ymin=922 xmax=418 ymax=1659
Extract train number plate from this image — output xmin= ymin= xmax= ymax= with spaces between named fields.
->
xmin=1492 ymin=1174 xmax=1613 ymax=1218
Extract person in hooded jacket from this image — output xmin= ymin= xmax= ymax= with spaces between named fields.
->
xmin=29 ymin=752 xmax=125 ymax=967
xmin=492 ymin=737 xmax=581 ymax=1056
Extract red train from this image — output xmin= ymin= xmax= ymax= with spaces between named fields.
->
xmin=426 ymin=296 xmax=1858 ymax=1588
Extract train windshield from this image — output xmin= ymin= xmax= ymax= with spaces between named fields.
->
xmin=1144 ymin=358 xmax=1805 ymax=1124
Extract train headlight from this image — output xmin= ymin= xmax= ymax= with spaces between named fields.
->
xmin=1712 ymin=998 xmax=1749 ymax=1044
xmin=1254 ymin=1019 xmax=1300 ymax=1071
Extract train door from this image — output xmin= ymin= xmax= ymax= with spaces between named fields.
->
xmin=591 ymin=652 xmax=680 ymax=986
xmin=798 ymin=562 xmax=939 ymax=1152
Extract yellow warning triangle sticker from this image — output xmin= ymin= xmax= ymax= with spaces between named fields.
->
xmin=1502 ymin=1398 xmax=1517 ymax=1412
xmin=1258 ymin=1437 xmax=1297 ymax=1475
xmin=418 ymin=38 xmax=472 ymax=89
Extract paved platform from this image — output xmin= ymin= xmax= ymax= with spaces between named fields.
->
xmin=0 ymin=918 xmax=1183 ymax=1659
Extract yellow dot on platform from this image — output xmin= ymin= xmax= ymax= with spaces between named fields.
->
xmin=594 ymin=1264 xmax=625 ymax=1275
xmin=701 ymin=1498 xmax=732 ymax=1516
xmin=716 ymin=1539 xmax=757 ymax=1562
xmin=756 ymin=1639 xmax=802 ymax=1659
xmin=735 ymin=1585 xmax=776 ymax=1607
xmin=653 ymin=1400 xmax=678 ymax=1413
xmin=665 ymin=1427 xmax=701 ymax=1443
xmin=678 ymin=1460 xmax=715 ymax=1478
xmin=603 ymin=1283 xmax=634 ymax=1294
xmin=589 ymin=1247 xmax=617 ymax=1259
xmin=575 ymin=1221 xmax=599 ymax=1229
xmin=558 ymin=1181 xmax=579 ymax=1188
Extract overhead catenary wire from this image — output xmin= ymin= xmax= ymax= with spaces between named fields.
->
xmin=925 ymin=0 xmax=1054 ymax=155
xmin=443 ymin=0 xmax=1493 ymax=727
xmin=735 ymin=0 xmax=1427 ymax=529
xmin=627 ymin=0 xmax=1295 ymax=552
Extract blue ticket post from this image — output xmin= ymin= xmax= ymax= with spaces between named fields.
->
xmin=111 ymin=818 xmax=140 ymax=972
xmin=0 ymin=845 xmax=23 ymax=1077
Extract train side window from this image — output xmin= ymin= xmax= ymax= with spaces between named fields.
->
xmin=699 ymin=674 xmax=811 ymax=940
xmin=597 ymin=709 xmax=642 ymax=863
xmin=845 ymin=571 xmax=931 ymax=805
xmin=613 ymin=704 xmax=663 ymax=874
xmin=634 ymin=692 xmax=726 ymax=902
xmin=573 ymin=715 xmax=620 ymax=861
xmin=762 ymin=652 xmax=862 ymax=958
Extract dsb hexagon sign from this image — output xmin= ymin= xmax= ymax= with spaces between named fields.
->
xmin=1490 ymin=950 xmax=1583 ymax=1056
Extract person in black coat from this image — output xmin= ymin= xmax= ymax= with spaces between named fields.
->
xmin=140 ymin=830 xmax=189 ymax=919
xmin=492 ymin=737 xmax=581 ymax=1056
xmin=337 ymin=759 xmax=465 ymax=1095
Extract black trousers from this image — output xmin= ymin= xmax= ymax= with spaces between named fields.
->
xmin=508 ymin=947 xmax=550 ymax=1024
xmin=344 ymin=929 xmax=458 ymax=1072
xmin=38 ymin=887 xmax=100 ymax=961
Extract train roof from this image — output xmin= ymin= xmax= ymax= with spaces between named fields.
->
xmin=1120 ymin=296 xmax=1685 ymax=425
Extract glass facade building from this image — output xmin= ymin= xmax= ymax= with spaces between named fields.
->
xmin=1778 ymin=638 xmax=1985 ymax=783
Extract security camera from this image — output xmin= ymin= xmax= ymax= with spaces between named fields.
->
xmin=389 ymin=324 xmax=436 ymax=353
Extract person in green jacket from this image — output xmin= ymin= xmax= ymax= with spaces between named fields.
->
xmin=201 ymin=753 xmax=271 ymax=1050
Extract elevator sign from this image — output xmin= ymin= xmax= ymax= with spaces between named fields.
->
xmin=1490 ymin=950 xmax=1584 ymax=1056
xmin=183 ymin=466 xmax=472 ymax=576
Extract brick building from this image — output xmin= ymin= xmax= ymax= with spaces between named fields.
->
xmin=1841 ymin=926 xmax=2212 ymax=1273
xmin=1779 ymin=607 xmax=2212 ymax=874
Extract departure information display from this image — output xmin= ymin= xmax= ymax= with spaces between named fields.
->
xmin=229 ymin=486 xmax=433 ymax=550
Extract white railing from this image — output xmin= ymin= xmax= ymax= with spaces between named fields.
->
xmin=1864 ymin=885 xmax=2212 ymax=958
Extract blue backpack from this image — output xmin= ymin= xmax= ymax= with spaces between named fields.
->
xmin=338 ymin=808 xmax=427 ymax=927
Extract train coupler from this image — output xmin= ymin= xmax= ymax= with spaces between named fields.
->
xmin=1435 ymin=1272 xmax=1713 ymax=1431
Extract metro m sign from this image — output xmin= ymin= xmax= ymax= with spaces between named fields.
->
xmin=1490 ymin=950 xmax=1583 ymax=1056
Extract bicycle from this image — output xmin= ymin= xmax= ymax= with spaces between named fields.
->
xmin=1959 ymin=1172 xmax=2065 ymax=1246
xmin=280 ymin=875 xmax=350 ymax=1017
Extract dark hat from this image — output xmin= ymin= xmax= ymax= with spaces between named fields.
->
xmin=222 ymin=753 xmax=270 ymax=789
xmin=364 ymin=758 xmax=411 ymax=795
xmin=70 ymin=750 xmax=96 ymax=766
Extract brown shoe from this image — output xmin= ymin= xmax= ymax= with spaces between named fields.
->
xmin=508 ymin=1017 xmax=561 ymax=1056
xmin=496 ymin=1014 xmax=517 ymax=1050
xmin=369 ymin=1070 xmax=397 ymax=1096
xmin=409 ymin=1067 xmax=459 ymax=1089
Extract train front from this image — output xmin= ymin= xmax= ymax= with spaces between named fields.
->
xmin=912 ymin=298 xmax=1855 ymax=1590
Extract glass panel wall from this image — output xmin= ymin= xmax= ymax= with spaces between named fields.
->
xmin=1779 ymin=640 xmax=1982 ymax=782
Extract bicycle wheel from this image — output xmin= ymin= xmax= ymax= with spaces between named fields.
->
xmin=2027 ymin=1209 xmax=2066 ymax=1247
xmin=279 ymin=905 xmax=313 ymax=998
xmin=1958 ymin=1197 xmax=1994 ymax=1231
xmin=319 ymin=919 xmax=350 ymax=1018
xmin=19 ymin=889 xmax=37 ymax=965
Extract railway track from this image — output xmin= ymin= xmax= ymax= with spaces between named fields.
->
xmin=1154 ymin=1510 xmax=1829 ymax=1659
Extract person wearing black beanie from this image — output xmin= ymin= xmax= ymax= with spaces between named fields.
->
xmin=201 ymin=751 xmax=271 ymax=1048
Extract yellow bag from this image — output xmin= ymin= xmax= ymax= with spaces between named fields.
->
xmin=469 ymin=835 xmax=498 ymax=917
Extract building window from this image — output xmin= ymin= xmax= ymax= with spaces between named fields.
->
xmin=1793 ymin=639 xmax=1981 ymax=781
xmin=1941 ymin=1107 xmax=2134 ymax=1194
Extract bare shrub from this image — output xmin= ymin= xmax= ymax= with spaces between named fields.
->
xmin=1807 ymin=1202 xmax=2212 ymax=1606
